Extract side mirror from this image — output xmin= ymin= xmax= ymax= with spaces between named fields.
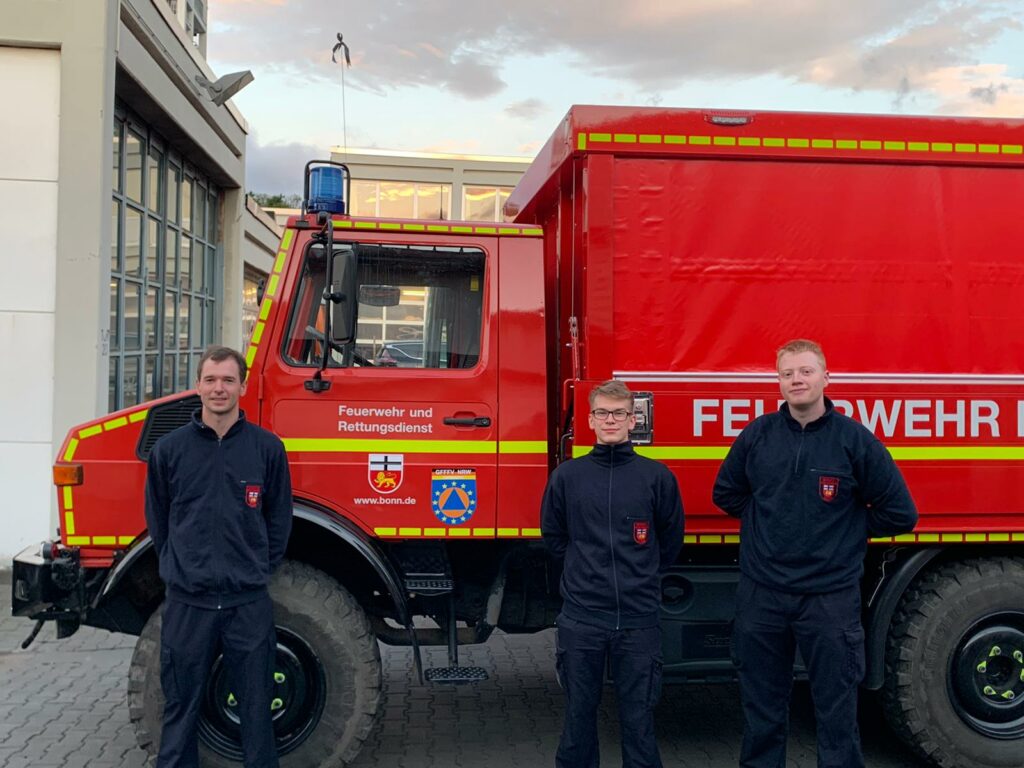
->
xmin=329 ymin=249 xmax=358 ymax=343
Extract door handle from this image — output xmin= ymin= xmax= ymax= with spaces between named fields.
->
xmin=443 ymin=416 xmax=492 ymax=427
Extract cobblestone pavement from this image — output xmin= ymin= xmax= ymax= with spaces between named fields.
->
xmin=1 ymin=571 xmax=926 ymax=768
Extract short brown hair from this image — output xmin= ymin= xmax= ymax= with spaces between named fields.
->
xmin=197 ymin=345 xmax=248 ymax=382
xmin=588 ymin=380 xmax=634 ymax=408
xmin=776 ymin=339 xmax=826 ymax=371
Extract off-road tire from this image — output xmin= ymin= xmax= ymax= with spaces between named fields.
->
xmin=881 ymin=557 xmax=1024 ymax=768
xmin=128 ymin=561 xmax=382 ymax=766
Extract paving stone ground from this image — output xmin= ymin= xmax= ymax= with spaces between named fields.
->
xmin=0 ymin=570 xmax=926 ymax=767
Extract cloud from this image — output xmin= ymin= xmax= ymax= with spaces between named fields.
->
xmin=208 ymin=1 xmax=1022 ymax=115
xmin=505 ymin=98 xmax=547 ymax=120
xmin=245 ymin=137 xmax=326 ymax=195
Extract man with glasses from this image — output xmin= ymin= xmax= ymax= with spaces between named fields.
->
xmin=542 ymin=380 xmax=684 ymax=768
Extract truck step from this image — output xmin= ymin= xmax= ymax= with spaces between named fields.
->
xmin=424 ymin=665 xmax=489 ymax=684
xmin=404 ymin=577 xmax=454 ymax=595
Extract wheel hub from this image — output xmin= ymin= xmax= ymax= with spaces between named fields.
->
xmin=198 ymin=626 xmax=328 ymax=759
xmin=950 ymin=619 xmax=1024 ymax=739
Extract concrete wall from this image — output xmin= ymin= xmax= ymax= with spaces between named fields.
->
xmin=0 ymin=47 xmax=62 ymax=555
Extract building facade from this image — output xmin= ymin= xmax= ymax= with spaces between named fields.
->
xmin=1 ymin=0 xmax=255 ymax=559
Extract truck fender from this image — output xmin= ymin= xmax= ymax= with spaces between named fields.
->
xmin=863 ymin=547 xmax=943 ymax=690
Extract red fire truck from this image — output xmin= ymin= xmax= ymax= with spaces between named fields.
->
xmin=12 ymin=106 xmax=1024 ymax=767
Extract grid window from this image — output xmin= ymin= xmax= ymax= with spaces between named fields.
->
xmin=462 ymin=186 xmax=514 ymax=222
xmin=109 ymin=105 xmax=221 ymax=411
xmin=350 ymin=180 xmax=452 ymax=220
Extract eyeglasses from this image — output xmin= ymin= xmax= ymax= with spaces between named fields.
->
xmin=591 ymin=409 xmax=631 ymax=422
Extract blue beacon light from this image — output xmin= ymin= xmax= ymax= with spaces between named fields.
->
xmin=307 ymin=166 xmax=346 ymax=214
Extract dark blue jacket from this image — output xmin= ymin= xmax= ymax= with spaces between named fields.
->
xmin=145 ymin=410 xmax=292 ymax=608
xmin=542 ymin=442 xmax=684 ymax=630
xmin=712 ymin=398 xmax=917 ymax=593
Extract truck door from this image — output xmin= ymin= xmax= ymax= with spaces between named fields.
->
xmin=264 ymin=237 xmax=499 ymax=539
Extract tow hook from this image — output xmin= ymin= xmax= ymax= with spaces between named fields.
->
xmin=21 ymin=619 xmax=45 ymax=649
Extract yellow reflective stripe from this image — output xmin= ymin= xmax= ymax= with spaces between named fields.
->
xmin=424 ymin=528 xmax=447 ymax=537
xmin=639 ymin=134 xmax=661 ymax=144
xmin=664 ymin=135 xmax=686 ymax=145
xmin=375 ymin=527 xmax=397 ymax=536
xmin=763 ymin=137 xmax=785 ymax=147
xmin=265 ymin=274 xmax=280 ymax=298
xmin=92 ymin=536 xmax=116 ymax=545
xmin=884 ymin=141 xmax=906 ymax=151
xmin=713 ymin=136 xmax=736 ymax=146
xmin=447 ymin=528 xmax=471 ymax=537
xmin=614 ymin=133 xmax=637 ymax=143
xmin=281 ymin=229 xmax=294 ymax=250
xmin=521 ymin=528 xmax=542 ymax=537
xmin=683 ymin=534 xmax=697 ymax=544
xmin=118 ymin=535 xmax=135 ymax=545
xmin=251 ymin=321 xmax=265 ymax=345
xmin=474 ymin=226 xmax=497 ymax=234
xmin=67 ymin=536 xmax=90 ymax=545
xmin=259 ymin=299 xmax=272 ymax=321
xmin=103 ymin=416 xmax=128 ymax=432
xmin=63 ymin=511 xmax=75 ymax=536
xmin=577 ymin=133 xmax=587 ymax=150
xmin=62 ymin=486 xmax=73 ymax=509
xmin=399 ymin=527 xmax=421 ymax=536
xmin=63 ymin=438 xmax=79 ymax=461
xmin=889 ymin=446 xmax=1024 ymax=460
xmin=689 ymin=135 xmax=711 ymax=145
xmin=498 ymin=528 xmax=519 ymax=537
xmin=379 ymin=222 xmax=401 ymax=230
xmin=129 ymin=410 xmax=149 ymax=423
xmin=860 ymin=140 xmax=881 ymax=150
xmin=284 ymin=438 xmax=496 ymax=453
xmin=498 ymin=440 xmax=547 ymax=454
xmin=787 ymin=138 xmax=809 ymax=148
xmin=79 ymin=425 xmax=102 ymax=439
xmin=1003 ymin=145 xmax=1023 ymax=154
xmin=473 ymin=528 xmax=495 ymax=537
xmin=245 ymin=344 xmax=258 ymax=368
xmin=273 ymin=251 xmax=287 ymax=273
xmin=451 ymin=226 xmax=473 ymax=233
xmin=811 ymin=139 xmax=834 ymax=149
xmin=955 ymin=143 xmax=977 ymax=153
xmin=328 ymin=220 xmax=541 ymax=237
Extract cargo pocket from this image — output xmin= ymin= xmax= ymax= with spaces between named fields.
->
xmin=159 ymin=644 xmax=179 ymax=704
xmin=841 ymin=626 xmax=866 ymax=686
xmin=646 ymin=657 xmax=664 ymax=708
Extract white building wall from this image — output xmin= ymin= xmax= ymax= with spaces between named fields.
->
xmin=0 ymin=47 xmax=61 ymax=559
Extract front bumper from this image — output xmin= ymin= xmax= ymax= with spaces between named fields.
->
xmin=11 ymin=543 xmax=84 ymax=631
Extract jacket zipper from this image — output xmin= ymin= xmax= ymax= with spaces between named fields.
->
xmin=607 ymin=448 xmax=621 ymax=630
xmin=215 ymin=434 xmax=224 ymax=608
xmin=793 ymin=429 xmax=805 ymax=476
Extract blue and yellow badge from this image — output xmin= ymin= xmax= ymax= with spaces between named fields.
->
xmin=432 ymin=468 xmax=477 ymax=525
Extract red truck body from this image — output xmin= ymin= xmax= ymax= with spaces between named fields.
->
xmin=14 ymin=105 xmax=1024 ymax=767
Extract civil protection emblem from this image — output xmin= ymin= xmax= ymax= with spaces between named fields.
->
xmin=819 ymin=476 xmax=839 ymax=502
xmin=432 ymin=469 xmax=477 ymax=525
xmin=633 ymin=520 xmax=649 ymax=545
xmin=245 ymin=485 xmax=261 ymax=508
xmin=368 ymin=454 xmax=404 ymax=494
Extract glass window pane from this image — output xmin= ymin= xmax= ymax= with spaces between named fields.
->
xmin=192 ymin=353 xmax=201 ymax=381
xmin=206 ymin=245 xmax=216 ymax=296
xmin=205 ymin=299 xmax=215 ymax=344
xmin=463 ymin=186 xmax=497 ymax=222
xmin=180 ymin=237 xmax=191 ymax=291
xmin=192 ymin=240 xmax=204 ymax=292
xmin=416 ymin=185 xmax=444 ymax=220
xmin=125 ymin=132 xmax=143 ymax=204
xmin=441 ymin=186 xmax=451 ymax=219
xmin=378 ymin=182 xmax=415 ymax=218
xmin=162 ymin=353 xmax=176 ymax=395
xmin=350 ymin=180 xmax=377 ymax=217
xmin=110 ymin=199 xmax=121 ymax=273
xmin=207 ymin=194 xmax=217 ymax=240
xmin=144 ymin=355 xmax=157 ymax=402
xmin=109 ymin=280 xmax=120 ymax=351
xmin=191 ymin=296 xmax=202 ymax=349
xmin=164 ymin=290 xmax=176 ymax=349
xmin=499 ymin=188 xmax=513 ymax=222
xmin=112 ymin=121 xmax=122 ymax=194
xmin=147 ymin=218 xmax=160 ymax=282
xmin=125 ymin=207 xmax=142 ymax=277
xmin=165 ymin=229 xmax=178 ymax=285
xmin=148 ymin=147 xmax=162 ymax=213
xmin=179 ymin=293 xmax=190 ymax=349
xmin=182 ymin=176 xmax=192 ymax=232
xmin=167 ymin=164 xmax=180 ymax=224
xmin=145 ymin=286 xmax=159 ymax=349
xmin=177 ymin=354 xmax=189 ymax=391
xmin=108 ymin=357 xmax=119 ymax=413
xmin=124 ymin=282 xmax=142 ymax=350
xmin=123 ymin=356 xmax=140 ymax=408
xmin=195 ymin=182 xmax=206 ymax=238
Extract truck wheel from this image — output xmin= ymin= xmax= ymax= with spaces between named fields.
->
xmin=128 ymin=561 xmax=382 ymax=766
xmin=882 ymin=557 xmax=1024 ymax=767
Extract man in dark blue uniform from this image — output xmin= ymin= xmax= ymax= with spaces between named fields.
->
xmin=542 ymin=380 xmax=684 ymax=768
xmin=713 ymin=339 xmax=917 ymax=768
xmin=145 ymin=345 xmax=292 ymax=768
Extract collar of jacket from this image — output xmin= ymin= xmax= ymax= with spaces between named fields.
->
xmin=780 ymin=397 xmax=835 ymax=432
xmin=588 ymin=440 xmax=637 ymax=466
xmin=190 ymin=408 xmax=248 ymax=440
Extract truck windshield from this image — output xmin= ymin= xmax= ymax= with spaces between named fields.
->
xmin=283 ymin=241 xmax=486 ymax=369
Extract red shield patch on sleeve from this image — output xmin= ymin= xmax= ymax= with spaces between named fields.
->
xmin=245 ymin=485 xmax=262 ymax=508
xmin=633 ymin=520 xmax=649 ymax=545
xmin=819 ymin=476 xmax=839 ymax=503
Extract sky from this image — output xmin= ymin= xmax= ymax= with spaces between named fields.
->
xmin=206 ymin=0 xmax=1024 ymax=196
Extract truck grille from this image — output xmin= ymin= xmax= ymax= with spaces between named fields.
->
xmin=135 ymin=394 xmax=201 ymax=461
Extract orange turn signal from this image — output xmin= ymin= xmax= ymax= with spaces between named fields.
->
xmin=53 ymin=464 xmax=84 ymax=487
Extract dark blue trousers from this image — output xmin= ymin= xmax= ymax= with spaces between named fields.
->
xmin=157 ymin=595 xmax=278 ymax=768
xmin=555 ymin=614 xmax=664 ymax=768
xmin=731 ymin=578 xmax=866 ymax=768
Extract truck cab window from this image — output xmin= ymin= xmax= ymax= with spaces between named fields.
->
xmin=283 ymin=242 xmax=486 ymax=370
